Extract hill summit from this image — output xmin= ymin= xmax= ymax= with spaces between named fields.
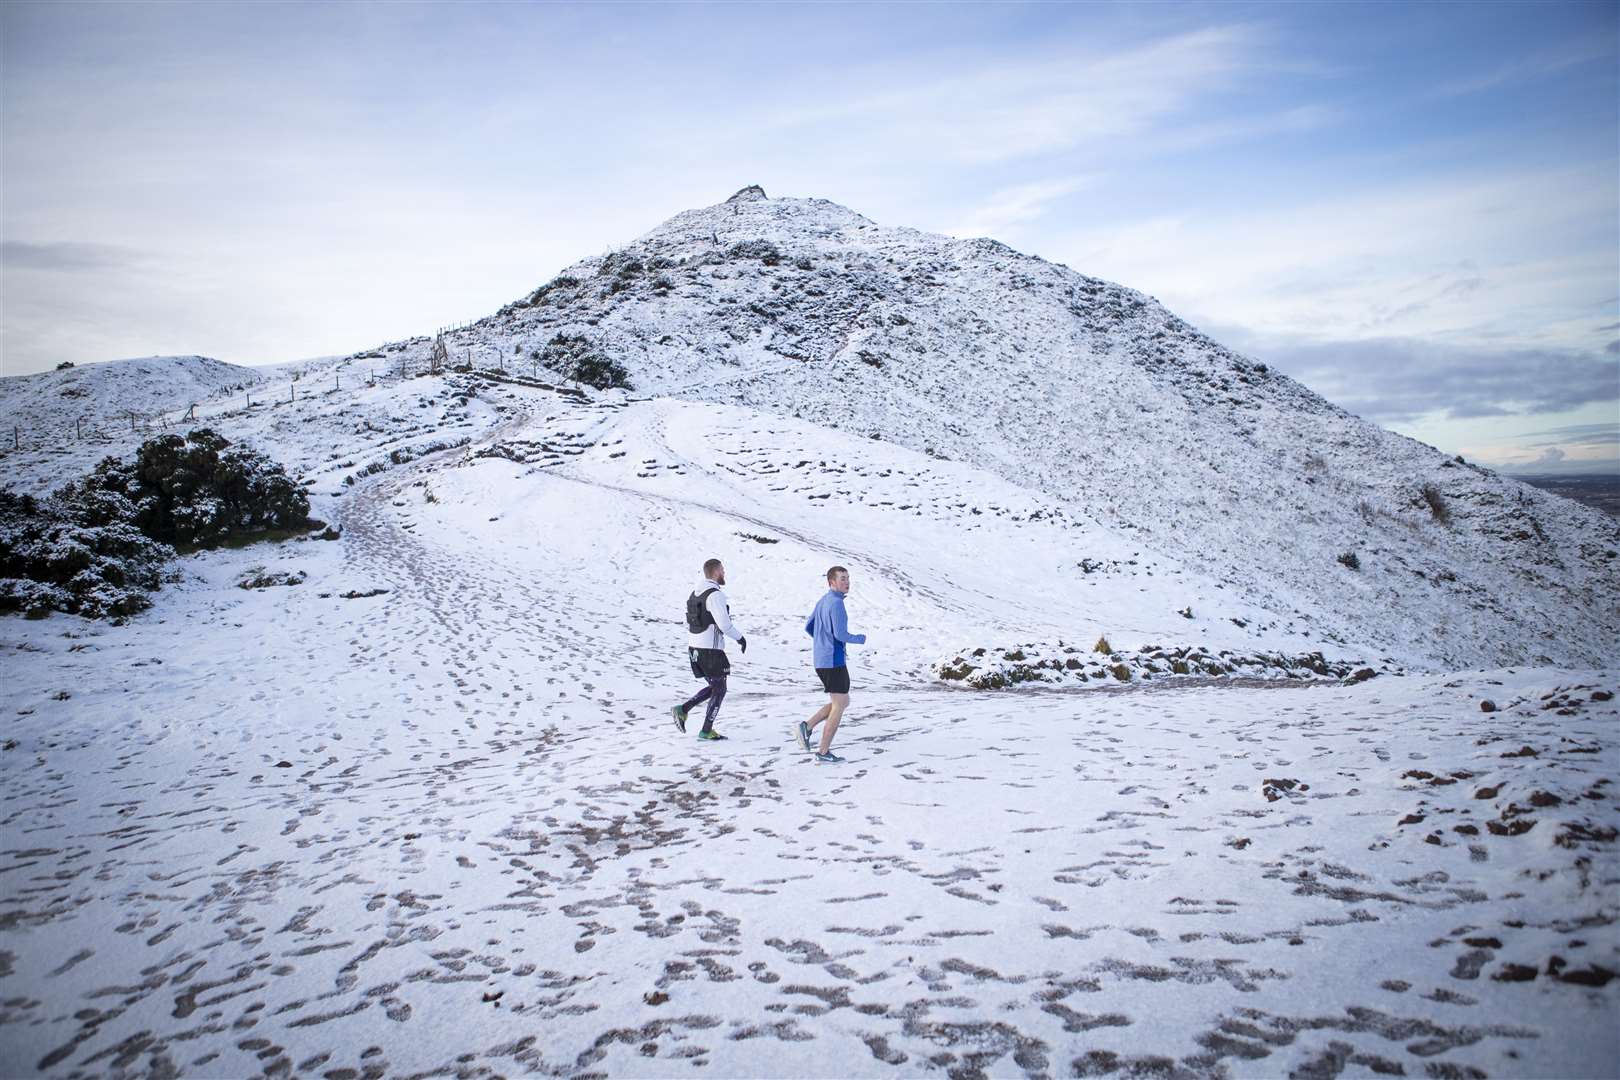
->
xmin=394 ymin=187 xmax=1618 ymax=669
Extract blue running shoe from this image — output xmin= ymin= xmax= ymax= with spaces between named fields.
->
xmin=796 ymin=721 xmax=811 ymax=752
xmin=814 ymin=750 xmax=844 ymax=764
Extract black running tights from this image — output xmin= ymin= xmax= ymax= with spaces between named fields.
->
xmin=682 ymin=673 xmax=727 ymax=732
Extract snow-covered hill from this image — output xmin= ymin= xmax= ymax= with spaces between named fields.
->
xmin=1 ymin=188 xmax=1616 ymax=1079
xmin=0 ymin=354 xmax=272 ymax=440
xmin=361 ymin=185 xmax=1617 ymax=671
xmin=5 ymin=188 xmax=1615 ymax=670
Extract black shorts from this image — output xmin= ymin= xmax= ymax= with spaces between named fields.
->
xmin=815 ymin=666 xmax=851 ymax=694
xmin=690 ymin=647 xmax=730 ymax=680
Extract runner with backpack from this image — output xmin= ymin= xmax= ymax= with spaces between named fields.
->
xmin=673 ymin=558 xmax=747 ymax=741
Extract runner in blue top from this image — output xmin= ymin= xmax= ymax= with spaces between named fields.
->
xmin=797 ymin=565 xmax=867 ymax=764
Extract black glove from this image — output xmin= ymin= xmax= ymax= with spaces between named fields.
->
xmin=739 ymin=636 xmax=748 ymax=654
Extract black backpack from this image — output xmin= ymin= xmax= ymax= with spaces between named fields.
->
xmin=685 ymin=586 xmax=719 ymax=634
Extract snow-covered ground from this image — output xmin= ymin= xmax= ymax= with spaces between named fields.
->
xmin=2 ymin=366 xmax=1616 ymax=1078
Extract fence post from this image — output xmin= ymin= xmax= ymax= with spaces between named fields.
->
xmin=12 ymin=426 xmax=18 ymax=450
xmin=76 ymin=417 xmax=83 ymax=440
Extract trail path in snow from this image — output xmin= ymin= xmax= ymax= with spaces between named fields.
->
xmin=1 ymin=391 xmax=1616 ymax=1079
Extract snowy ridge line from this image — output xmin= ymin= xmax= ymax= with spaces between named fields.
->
xmin=933 ymin=641 xmax=1383 ymax=690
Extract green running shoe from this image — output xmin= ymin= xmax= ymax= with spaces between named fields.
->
xmin=671 ymin=705 xmax=687 ymax=733
xmin=697 ymin=729 xmax=728 ymax=741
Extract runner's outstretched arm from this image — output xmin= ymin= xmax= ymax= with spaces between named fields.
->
xmin=707 ymin=591 xmax=744 ymax=643
xmin=832 ymin=601 xmax=866 ymax=645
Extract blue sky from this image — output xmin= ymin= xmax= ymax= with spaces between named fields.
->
xmin=2 ymin=0 xmax=1616 ymax=471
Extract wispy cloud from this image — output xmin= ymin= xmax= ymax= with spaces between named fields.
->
xmin=944 ymin=178 xmax=1094 ymax=239
xmin=746 ymin=24 xmax=1273 ymax=166
xmin=1434 ymin=38 xmax=1613 ymax=98
xmin=1 ymin=240 xmax=145 ymax=272
xmin=1054 ymin=165 xmax=1618 ymax=357
xmin=1148 ymin=102 xmax=1341 ymax=154
xmin=1522 ymin=422 xmax=1620 ymax=448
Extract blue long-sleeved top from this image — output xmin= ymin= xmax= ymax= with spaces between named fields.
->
xmin=805 ymin=589 xmax=866 ymax=669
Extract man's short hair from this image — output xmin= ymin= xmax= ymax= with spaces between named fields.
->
xmin=826 ymin=565 xmax=848 ymax=583
xmin=703 ymin=558 xmax=723 ymax=579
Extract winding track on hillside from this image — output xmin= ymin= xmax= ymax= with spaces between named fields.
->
xmin=3 ymin=383 xmax=1617 ymax=1079
xmin=338 ymin=385 xmax=986 ymax=694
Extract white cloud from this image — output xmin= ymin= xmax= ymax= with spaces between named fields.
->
xmin=1050 ymin=165 xmax=1618 ymax=356
xmin=1434 ymin=38 xmax=1614 ymax=98
xmin=739 ymin=25 xmax=1271 ymax=166
xmin=943 ymin=177 xmax=1095 ymax=239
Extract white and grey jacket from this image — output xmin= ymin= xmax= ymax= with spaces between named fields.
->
xmin=689 ymin=579 xmax=745 ymax=651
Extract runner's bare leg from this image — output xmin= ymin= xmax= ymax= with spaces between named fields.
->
xmin=819 ymin=694 xmax=849 ymax=753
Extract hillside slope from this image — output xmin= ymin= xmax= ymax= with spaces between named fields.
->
xmin=383 ymin=186 xmax=1618 ymax=669
xmin=2 ymin=189 xmax=1615 ymax=670
xmin=0 ymin=354 xmax=272 ymax=439
xmin=1 ymin=367 xmax=1615 ymax=1079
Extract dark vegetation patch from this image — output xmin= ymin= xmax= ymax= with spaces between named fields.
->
xmin=533 ymin=334 xmax=633 ymax=391
xmin=0 ymin=429 xmax=311 ymax=620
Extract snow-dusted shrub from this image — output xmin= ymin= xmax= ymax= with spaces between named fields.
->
xmin=1421 ymin=483 xmax=1451 ymax=525
xmin=726 ymin=239 xmax=782 ymax=265
xmin=537 ymin=333 xmax=633 ymax=390
xmin=55 ymin=360 xmax=75 ymax=370
xmin=1 ymin=431 xmax=312 ymax=620
xmin=522 ymin=273 xmax=582 ymax=308
xmin=128 ymin=429 xmax=309 ymax=547
xmin=596 ymin=252 xmax=647 ymax=281
xmin=1338 ymin=551 xmax=1361 ymax=571
xmin=0 ymin=487 xmax=174 ymax=620
xmin=569 ymin=353 xmax=632 ymax=390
